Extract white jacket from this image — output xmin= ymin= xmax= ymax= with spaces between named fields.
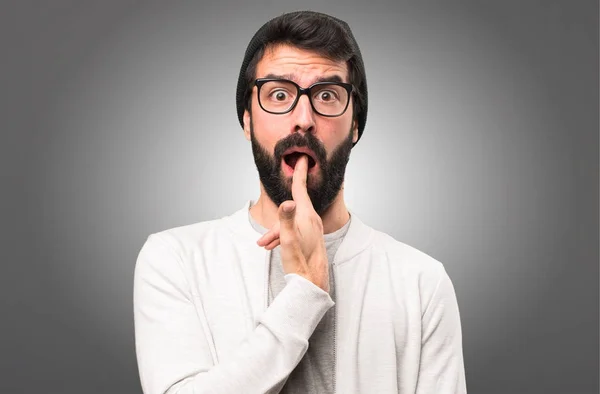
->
xmin=134 ymin=201 xmax=467 ymax=394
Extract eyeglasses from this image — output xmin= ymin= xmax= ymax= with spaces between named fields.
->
xmin=254 ymin=78 xmax=355 ymax=117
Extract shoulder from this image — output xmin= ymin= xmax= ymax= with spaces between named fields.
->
xmin=143 ymin=202 xmax=252 ymax=254
xmin=343 ymin=212 xmax=447 ymax=282
xmin=148 ymin=216 xmax=229 ymax=253
xmin=135 ymin=216 xmax=223 ymax=261
xmin=371 ymin=229 xmax=444 ymax=273
xmin=365 ymin=228 xmax=452 ymax=297
xmin=135 ymin=213 xmax=237 ymax=277
xmin=367 ymin=229 xmax=458 ymax=314
xmin=134 ymin=216 xmax=240 ymax=300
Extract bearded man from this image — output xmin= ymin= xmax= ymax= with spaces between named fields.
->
xmin=134 ymin=10 xmax=467 ymax=394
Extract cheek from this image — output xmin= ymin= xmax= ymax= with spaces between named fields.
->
xmin=252 ymin=114 xmax=284 ymax=152
xmin=318 ymin=118 xmax=352 ymax=154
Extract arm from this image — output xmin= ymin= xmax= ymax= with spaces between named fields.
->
xmin=416 ymin=267 xmax=467 ymax=394
xmin=133 ymin=234 xmax=334 ymax=394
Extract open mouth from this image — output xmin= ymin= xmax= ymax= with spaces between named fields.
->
xmin=283 ymin=150 xmax=317 ymax=170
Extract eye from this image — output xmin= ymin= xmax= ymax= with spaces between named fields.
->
xmin=315 ymin=90 xmax=339 ymax=102
xmin=270 ymin=89 xmax=290 ymax=101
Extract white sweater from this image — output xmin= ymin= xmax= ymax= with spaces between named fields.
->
xmin=133 ymin=201 xmax=467 ymax=394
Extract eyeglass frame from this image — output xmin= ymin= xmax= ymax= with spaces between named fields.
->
xmin=253 ymin=78 xmax=356 ymax=117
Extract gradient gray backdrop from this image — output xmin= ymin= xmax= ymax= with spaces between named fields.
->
xmin=2 ymin=1 xmax=598 ymax=393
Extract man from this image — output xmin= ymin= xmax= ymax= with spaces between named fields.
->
xmin=134 ymin=10 xmax=466 ymax=394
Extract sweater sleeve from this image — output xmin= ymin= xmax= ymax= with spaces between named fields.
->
xmin=133 ymin=234 xmax=334 ymax=394
xmin=416 ymin=267 xmax=467 ymax=394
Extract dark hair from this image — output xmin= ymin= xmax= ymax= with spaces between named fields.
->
xmin=236 ymin=11 xmax=368 ymax=146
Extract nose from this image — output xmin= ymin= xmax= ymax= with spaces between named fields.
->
xmin=291 ymin=94 xmax=316 ymax=135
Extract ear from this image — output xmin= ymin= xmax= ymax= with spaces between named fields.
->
xmin=351 ymin=119 xmax=359 ymax=144
xmin=243 ymin=109 xmax=251 ymax=141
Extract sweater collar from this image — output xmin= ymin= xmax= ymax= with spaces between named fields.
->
xmin=223 ymin=200 xmax=374 ymax=265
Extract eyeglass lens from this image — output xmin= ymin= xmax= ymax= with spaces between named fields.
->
xmin=259 ymin=80 xmax=349 ymax=116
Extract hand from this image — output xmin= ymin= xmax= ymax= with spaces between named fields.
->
xmin=256 ymin=155 xmax=329 ymax=292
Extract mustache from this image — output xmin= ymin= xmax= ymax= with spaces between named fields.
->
xmin=273 ymin=133 xmax=327 ymax=163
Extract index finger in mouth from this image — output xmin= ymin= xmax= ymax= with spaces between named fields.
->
xmin=291 ymin=155 xmax=311 ymax=206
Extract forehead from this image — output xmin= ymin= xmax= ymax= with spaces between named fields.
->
xmin=255 ymin=43 xmax=349 ymax=85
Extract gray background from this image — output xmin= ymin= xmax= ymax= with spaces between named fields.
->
xmin=2 ymin=1 xmax=598 ymax=393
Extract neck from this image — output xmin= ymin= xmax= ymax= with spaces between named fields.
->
xmin=249 ymin=184 xmax=350 ymax=234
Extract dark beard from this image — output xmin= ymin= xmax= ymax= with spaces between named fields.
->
xmin=249 ymin=118 xmax=354 ymax=216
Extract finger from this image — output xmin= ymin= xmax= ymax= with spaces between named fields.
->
xmin=257 ymin=232 xmax=277 ymax=246
xmin=265 ymin=239 xmax=280 ymax=250
xmin=256 ymin=222 xmax=280 ymax=246
xmin=278 ymin=200 xmax=299 ymax=247
xmin=277 ymin=201 xmax=305 ymax=265
xmin=291 ymin=155 xmax=312 ymax=207
xmin=257 ymin=231 xmax=279 ymax=247
xmin=277 ymin=200 xmax=296 ymax=222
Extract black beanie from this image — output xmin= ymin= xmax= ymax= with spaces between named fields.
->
xmin=235 ymin=11 xmax=368 ymax=147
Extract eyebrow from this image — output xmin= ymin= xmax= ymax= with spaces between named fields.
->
xmin=261 ymin=73 xmax=345 ymax=85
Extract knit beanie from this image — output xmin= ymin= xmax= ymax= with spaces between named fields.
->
xmin=235 ymin=11 xmax=368 ymax=146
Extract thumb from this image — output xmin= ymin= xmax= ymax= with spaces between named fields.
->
xmin=278 ymin=201 xmax=301 ymax=257
xmin=278 ymin=201 xmax=297 ymax=225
